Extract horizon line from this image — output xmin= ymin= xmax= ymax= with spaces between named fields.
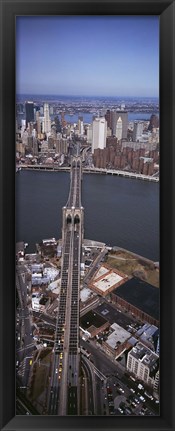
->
xmin=16 ymin=93 xmax=159 ymax=99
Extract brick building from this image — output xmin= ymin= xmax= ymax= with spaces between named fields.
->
xmin=89 ymin=264 xmax=128 ymax=297
xmin=80 ymin=310 xmax=109 ymax=338
xmin=111 ymin=277 xmax=159 ymax=327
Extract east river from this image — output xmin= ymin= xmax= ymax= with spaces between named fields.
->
xmin=16 ymin=170 xmax=159 ymax=261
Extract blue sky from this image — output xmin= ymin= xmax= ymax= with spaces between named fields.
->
xmin=16 ymin=16 xmax=159 ymax=97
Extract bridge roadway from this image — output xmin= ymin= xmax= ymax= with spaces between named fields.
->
xmin=48 ymin=157 xmax=83 ymax=415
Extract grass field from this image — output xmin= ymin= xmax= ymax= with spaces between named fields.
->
xmin=106 ymin=250 xmax=159 ymax=288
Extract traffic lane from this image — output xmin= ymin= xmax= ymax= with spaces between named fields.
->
xmin=81 ymin=357 xmax=94 ymax=415
xmin=95 ymin=377 xmax=106 ymax=415
xmin=49 ymin=371 xmax=60 ymax=413
xmin=67 ymin=387 xmax=78 ymax=415
xmin=80 ymin=339 xmax=140 ymax=414
xmin=84 ymin=357 xmax=108 ymax=415
xmin=16 ymin=273 xmax=33 ymax=342
xmin=80 ymin=339 xmax=123 ymax=379
xmin=81 ymin=359 xmax=95 ymax=416
xmin=16 ymin=316 xmax=34 ymax=360
xmin=16 ymin=303 xmax=35 ymax=380
xmin=17 ymin=271 xmax=27 ymax=307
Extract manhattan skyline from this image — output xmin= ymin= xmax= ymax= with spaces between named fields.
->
xmin=16 ymin=16 xmax=159 ymax=98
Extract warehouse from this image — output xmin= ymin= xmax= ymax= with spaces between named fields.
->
xmin=90 ymin=264 xmax=128 ymax=297
xmin=111 ymin=277 xmax=159 ymax=326
xmin=80 ymin=310 xmax=109 ymax=338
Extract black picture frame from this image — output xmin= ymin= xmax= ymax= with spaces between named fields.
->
xmin=0 ymin=0 xmax=175 ymax=430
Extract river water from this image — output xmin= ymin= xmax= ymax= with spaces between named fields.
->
xmin=16 ymin=171 xmax=159 ymax=261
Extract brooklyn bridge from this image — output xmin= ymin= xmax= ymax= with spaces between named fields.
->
xmin=48 ymin=156 xmax=84 ymax=415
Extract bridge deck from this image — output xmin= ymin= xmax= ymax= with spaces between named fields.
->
xmin=49 ymin=157 xmax=83 ymax=416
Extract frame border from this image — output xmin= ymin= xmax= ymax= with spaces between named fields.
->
xmin=0 ymin=1 xmax=175 ymax=430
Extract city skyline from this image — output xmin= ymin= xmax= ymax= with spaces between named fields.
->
xmin=16 ymin=16 xmax=159 ymax=98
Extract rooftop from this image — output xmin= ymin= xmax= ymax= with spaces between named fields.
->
xmin=136 ymin=323 xmax=159 ymax=339
xmin=129 ymin=342 xmax=159 ymax=369
xmin=80 ymin=310 xmax=108 ymax=330
xmin=94 ymin=272 xmax=123 ymax=293
xmin=106 ymin=323 xmax=131 ymax=350
xmin=112 ymin=277 xmax=159 ymax=321
xmin=91 ymin=265 xmax=127 ymax=295
xmin=95 ymin=266 xmax=110 ymax=279
xmin=80 ymin=287 xmax=94 ymax=303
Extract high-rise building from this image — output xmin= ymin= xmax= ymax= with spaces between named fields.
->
xmin=22 ymin=130 xmax=29 ymax=146
xmin=55 ymin=138 xmax=68 ymax=154
xmin=36 ymin=111 xmax=41 ymax=135
xmin=86 ymin=124 xmax=93 ymax=144
xmin=78 ymin=116 xmax=84 ymax=136
xmin=115 ymin=116 xmax=122 ymax=141
xmin=43 ymin=103 xmax=51 ymax=134
xmin=61 ymin=112 xmax=66 ymax=127
xmin=133 ymin=121 xmax=144 ymax=142
xmin=92 ymin=117 xmax=107 ymax=154
xmin=126 ymin=342 xmax=159 ymax=389
xmin=49 ymin=106 xmax=54 ymax=115
xmin=105 ymin=109 xmax=112 ymax=128
xmin=25 ymin=101 xmax=34 ymax=125
xmin=148 ymin=114 xmax=159 ymax=131
xmin=111 ymin=110 xmax=128 ymax=139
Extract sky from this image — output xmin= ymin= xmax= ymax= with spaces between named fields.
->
xmin=16 ymin=16 xmax=159 ymax=98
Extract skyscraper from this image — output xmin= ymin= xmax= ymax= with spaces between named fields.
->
xmin=115 ymin=117 xmax=122 ymax=141
xmin=105 ymin=109 xmax=112 ymax=129
xmin=78 ymin=116 xmax=84 ymax=136
xmin=148 ymin=114 xmax=159 ymax=131
xmin=92 ymin=117 xmax=107 ymax=154
xmin=25 ymin=101 xmax=34 ymax=125
xmin=36 ymin=111 xmax=41 ymax=135
xmin=133 ymin=121 xmax=144 ymax=142
xmin=43 ymin=103 xmax=51 ymax=134
xmin=111 ymin=110 xmax=128 ymax=139
xmin=86 ymin=124 xmax=93 ymax=144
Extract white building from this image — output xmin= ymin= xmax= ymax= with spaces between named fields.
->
xmin=32 ymin=129 xmax=36 ymax=138
xmin=43 ymin=103 xmax=51 ymax=134
xmin=115 ymin=116 xmax=122 ymax=141
xmin=92 ymin=117 xmax=107 ymax=153
xmin=21 ymin=119 xmax=26 ymax=132
xmin=127 ymin=342 xmax=159 ymax=389
xmin=32 ymin=293 xmax=41 ymax=311
xmin=78 ymin=117 xmax=84 ymax=136
xmin=104 ymin=323 xmax=131 ymax=358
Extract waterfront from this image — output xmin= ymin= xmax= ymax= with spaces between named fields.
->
xmin=16 ymin=170 xmax=159 ymax=261
xmin=17 ymin=111 xmax=158 ymax=126
xmin=64 ymin=111 xmax=158 ymax=124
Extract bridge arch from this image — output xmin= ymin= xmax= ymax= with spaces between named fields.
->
xmin=74 ymin=214 xmax=80 ymax=224
xmin=66 ymin=214 xmax=72 ymax=224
